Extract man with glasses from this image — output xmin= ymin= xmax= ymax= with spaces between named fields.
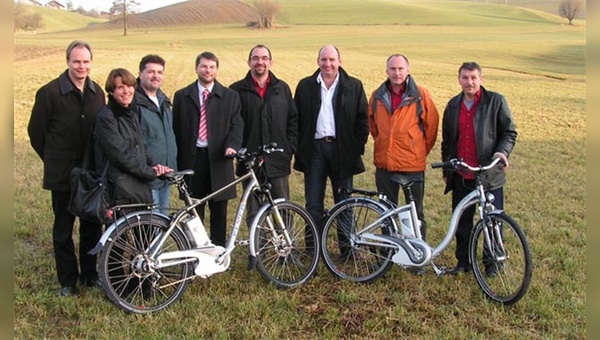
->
xmin=230 ymin=45 xmax=298 ymax=227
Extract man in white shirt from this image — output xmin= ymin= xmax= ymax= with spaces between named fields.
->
xmin=293 ymin=45 xmax=369 ymax=252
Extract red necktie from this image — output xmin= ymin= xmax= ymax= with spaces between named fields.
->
xmin=199 ymin=89 xmax=209 ymax=141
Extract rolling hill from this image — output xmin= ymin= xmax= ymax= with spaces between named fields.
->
xmin=91 ymin=0 xmax=258 ymax=30
xmin=14 ymin=3 xmax=105 ymax=33
xmin=16 ymin=0 xmax=584 ymax=33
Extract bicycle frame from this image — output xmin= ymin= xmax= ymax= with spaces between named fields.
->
xmin=350 ymin=164 xmax=504 ymax=271
xmin=91 ymin=149 xmax=295 ymax=277
xmin=151 ymin=168 xmax=258 ymax=260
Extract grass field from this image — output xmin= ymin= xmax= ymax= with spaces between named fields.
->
xmin=14 ymin=0 xmax=586 ymax=338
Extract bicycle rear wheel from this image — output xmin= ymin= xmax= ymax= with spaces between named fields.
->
xmin=98 ymin=213 xmax=193 ymax=313
xmin=321 ymin=197 xmax=395 ymax=283
xmin=253 ymin=201 xmax=320 ymax=288
xmin=469 ymin=212 xmax=532 ymax=305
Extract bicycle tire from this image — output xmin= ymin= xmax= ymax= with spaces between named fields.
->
xmin=98 ymin=213 xmax=193 ymax=313
xmin=253 ymin=201 xmax=320 ymax=288
xmin=321 ymin=197 xmax=395 ymax=283
xmin=469 ymin=212 xmax=532 ymax=305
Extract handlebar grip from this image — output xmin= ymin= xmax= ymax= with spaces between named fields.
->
xmin=431 ymin=162 xmax=446 ymax=169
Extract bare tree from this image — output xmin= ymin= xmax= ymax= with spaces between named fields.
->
xmin=253 ymin=0 xmax=280 ymax=29
xmin=23 ymin=12 xmax=42 ymax=30
xmin=14 ymin=1 xmax=43 ymax=32
xmin=66 ymin=0 xmax=73 ymax=11
xmin=559 ymin=0 xmax=581 ymax=25
xmin=109 ymin=0 xmax=140 ymax=36
xmin=14 ymin=1 xmax=26 ymax=32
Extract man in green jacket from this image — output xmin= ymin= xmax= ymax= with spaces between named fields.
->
xmin=135 ymin=54 xmax=178 ymax=215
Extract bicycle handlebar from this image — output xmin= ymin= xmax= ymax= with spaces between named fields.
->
xmin=235 ymin=142 xmax=283 ymax=161
xmin=159 ymin=144 xmax=284 ymax=183
xmin=431 ymin=157 xmax=504 ymax=172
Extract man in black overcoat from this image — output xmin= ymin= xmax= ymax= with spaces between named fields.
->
xmin=28 ymin=41 xmax=105 ymax=296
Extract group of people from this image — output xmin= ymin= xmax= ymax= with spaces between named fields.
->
xmin=28 ymin=40 xmax=517 ymax=297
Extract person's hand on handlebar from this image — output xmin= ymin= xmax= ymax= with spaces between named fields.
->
xmin=493 ymin=152 xmax=509 ymax=169
xmin=224 ymin=147 xmax=237 ymax=157
xmin=152 ymin=164 xmax=173 ymax=176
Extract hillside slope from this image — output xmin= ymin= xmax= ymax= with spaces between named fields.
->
xmin=15 ymin=4 xmax=105 ymax=33
xmin=93 ymin=0 xmax=258 ymax=29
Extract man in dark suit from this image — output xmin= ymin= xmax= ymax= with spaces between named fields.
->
xmin=28 ymin=40 xmax=106 ymax=296
xmin=172 ymin=51 xmax=243 ymax=247
xmin=294 ymin=45 xmax=369 ymax=235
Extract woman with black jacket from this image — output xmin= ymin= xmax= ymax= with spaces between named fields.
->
xmin=93 ymin=68 xmax=172 ymax=207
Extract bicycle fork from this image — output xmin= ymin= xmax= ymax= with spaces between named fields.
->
xmin=478 ymin=188 xmax=507 ymax=264
xmin=247 ymin=198 xmax=289 ymax=270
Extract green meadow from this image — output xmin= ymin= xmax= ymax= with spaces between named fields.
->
xmin=14 ymin=0 xmax=585 ymax=338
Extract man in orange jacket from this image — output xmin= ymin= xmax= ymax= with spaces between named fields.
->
xmin=368 ymin=54 xmax=439 ymax=251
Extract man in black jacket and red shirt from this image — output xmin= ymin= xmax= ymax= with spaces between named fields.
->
xmin=230 ymin=44 xmax=298 ymax=227
xmin=441 ymin=61 xmax=517 ymax=276
xmin=28 ymin=41 xmax=105 ymax=296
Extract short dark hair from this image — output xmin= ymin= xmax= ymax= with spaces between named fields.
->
xmin=459 ymin=62 xmax=482 ymax=75
xmin=195 ymin=51 xmax=219 ymax=68
xmin=139 ymin=54 xmax=165 ymax=72
xmin=386 ymin=54 xmax=410 ymax=67
xmin=248 ymin=44 xmax=272 ymax=61
xmin=66 ymin=40 xmax=92 ymax=61
xmin=104 ymin=68 xmax=137 ymax=93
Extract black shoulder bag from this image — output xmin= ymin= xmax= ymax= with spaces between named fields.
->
xmin=67 ymin=136 xmax=111 ymax=224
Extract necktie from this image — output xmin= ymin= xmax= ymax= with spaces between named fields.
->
xmin=199 ymin=89 xmax=209 ymax=141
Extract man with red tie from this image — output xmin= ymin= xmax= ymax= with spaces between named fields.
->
xmin=172 ymin=51 xmax=243 ymax=246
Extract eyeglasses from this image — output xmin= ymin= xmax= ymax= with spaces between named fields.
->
xmin=250 ymin=56 xmax=271 ymax=61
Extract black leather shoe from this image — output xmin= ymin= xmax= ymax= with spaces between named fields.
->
xmin=82 ymin=278 xmax=102 ymax=288
xmin=446 ymin=265 xmax=470 ymax=275
xmin=485 ymin=264 xmax=502 ymax=277
xmin=60 ymin=286 xmax=79 ymax=297
xmin=409 ymin=267 xmax=426 ymax=276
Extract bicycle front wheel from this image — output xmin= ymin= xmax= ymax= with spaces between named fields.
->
xmin=469 ymin=212 xmax=532 ymax=305
xmin=253 ymin=201 xmax=320 ymax=288
xmin=98 ymin=213 xmax=193 ymax=314
xmin=321 ymin=197 xmax=395 ymax=283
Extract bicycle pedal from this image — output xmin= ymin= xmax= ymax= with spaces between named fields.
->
xmin=236 ymin=239 xmax=249 ymax=246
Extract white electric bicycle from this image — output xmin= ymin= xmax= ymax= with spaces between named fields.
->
xmin=90 ymin=144 xmax=320 ymax=313
xmin=320 ymin=157 xmax=532 ymax=305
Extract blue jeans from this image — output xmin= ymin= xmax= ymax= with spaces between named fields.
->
xmin=304 ymin=139 xmax=352 ymax=232
xmin=152 ymin=185 xmax=171 ymax=215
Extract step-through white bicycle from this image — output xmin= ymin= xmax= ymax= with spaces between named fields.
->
xmin=90 ymin=144 xmax=320 ymax=313
xmin=320 ymin=157 xmax=532 ymax=305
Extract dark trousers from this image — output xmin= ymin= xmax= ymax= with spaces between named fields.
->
xmin=190 ymin=148 xmax=228 ymax=247
xmin=51 ymin=190 xmax=102 ymax=287
xmin=245 ymin=174 xmax=289 ymax=228
xmin=304 ymin=139 xmax=352 ymax=232
xmin=375 ymin=168 xmax=427 ymax=240
xmin=451 ymin=175 xmax=504 ymax=268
